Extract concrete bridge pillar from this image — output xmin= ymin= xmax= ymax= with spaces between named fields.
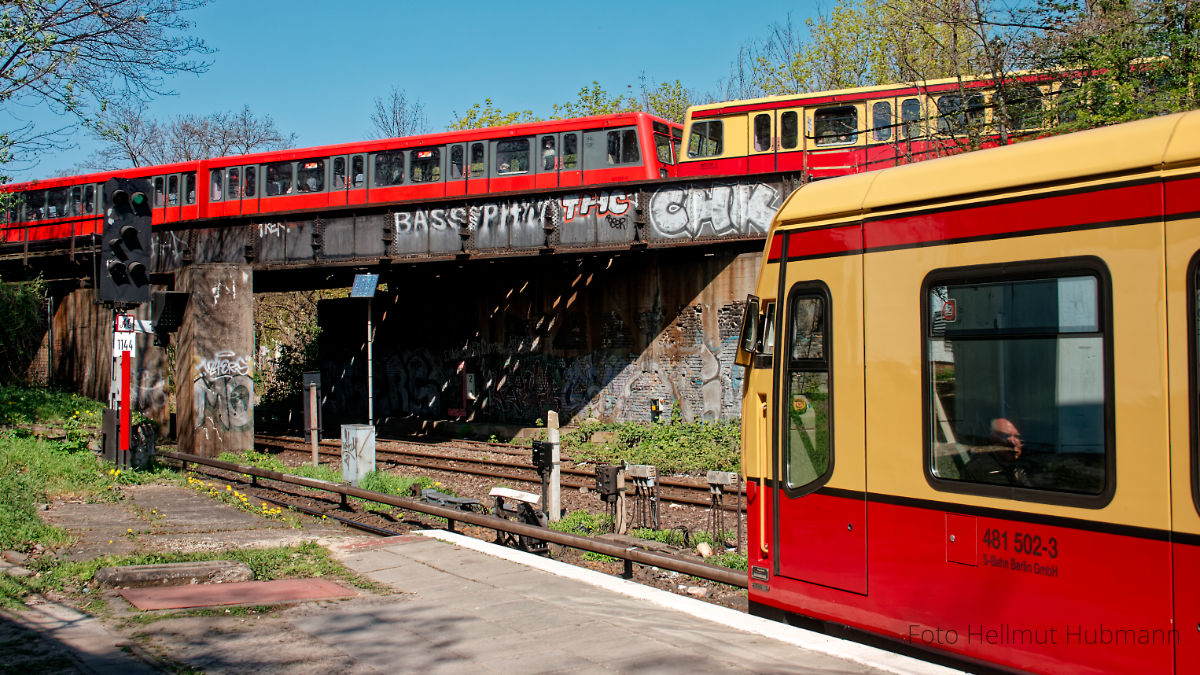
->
xmin=175 ymin=263 xmax=254 ymax=457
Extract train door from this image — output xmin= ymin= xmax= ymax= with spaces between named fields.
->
xmin=240 ymin=165 xmax=261 ymax=215
xmin=446 ymin=144 xmax=467 ymax=197
xmin=162 ymin=173 xmax=182 ymax=223
xmin=330 ymin=156 xmax=349 ymax=207
xmin=748 ymin=111 xmax=776 ymax=174
xmin=775 ymin=108 xmax=805 ymax=173
xmin=1167 ymin=169 xmax=1200 ymax=673
xmin=558 ymin=132 xmax=583 ymax=188
xmin=466 ymin=141 xmax=488 ymax=195
xmin=772 ymin=251 xmax=867 ymax=594
xmin=535 ymin=134 xmax=560 ymax=190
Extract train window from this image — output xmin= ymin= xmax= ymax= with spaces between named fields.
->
xmin=265 ymin=162 xmax=294 ymax=195
xmin=244 ymin=166 xmax=257 ymax=197
xmin=333 ymin=157 xmax=346 ymax=188
xmin=901 ymin=98 xmax=923 ymax=138
xmin=687 ymin=120 xmax=723 ymax=158
xmin=449 ymin=145 xmax=464 ymax=179
xmin=351 ymin=156 xmax=365 ymax=188
xmin=167 ymin=175 xmax=179 ymax=206
xmin=936 ymin=94 xmax=985 ymax=135
xmin=604 ymin=129 xmax=639 ymax=165
xmin=926 ymin=272 xmax=1108 ymax=496
xmin=153 ymin=177 xmax=165 ymax=207
xmin=780 ymin=111 xmax=798 ymax=150
xmin=184 ymin=173 xmax=196 ymax=204
xmin=1005 ymin=85 xmax=1045 ymax=130
xmin=410 ymin=148 xmax=441 ymax=183
xmin=25 ymin=190 xmax=45 ymax=220
xmin=562 ymin=133 xmax=578 ymax=169
xmin=813 ymin=106 xmax=858 ymax=146
xmin=872 ymin=101 xmax=893 ymax=141
xmin=296 ymin=159 xmax=325 ymax=193
xmin=82 ymin=185 xmax=95 ymax=214
xmin=228 ymin=167 xmax=241 ymax=199
xmin=540 ymin=136 xmax=557 ymax=171
xmin=468 ymin=143 xmax=485 ymax=177
xmin=495 ymin=139 xmax=529 ymax=175
xmin=753 ymin=114 xmax=771 ymax=152
xmin=374 ymin=151 xmax=405 ymax=187
xmin=210 ymin=171 xmax=223 ymax=202
xmin=45 ymin=188 xmax=68 ymax=218
xmin=784 ymin=286 xmax=831 ymax=490
xmin=655 ymin=133 xmax=673 ymax=164
xmin=69 ymin=186 xmax=82 ymax=215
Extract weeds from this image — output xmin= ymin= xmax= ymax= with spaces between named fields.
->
xmin=562 ymin=412 xmax=739 ymax=474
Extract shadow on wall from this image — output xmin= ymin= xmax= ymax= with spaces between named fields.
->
xmin=310 ymin=244 xmax=760 ymax=430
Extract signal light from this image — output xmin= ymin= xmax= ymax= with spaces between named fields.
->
xmin=97 ymin=177 xmax=153 ymax=305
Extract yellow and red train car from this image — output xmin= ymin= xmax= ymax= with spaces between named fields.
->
xmin=679 ymin=73 xmax=1058 ymax=180
xmin=735 ymin=110 xmax=1200 ymax=673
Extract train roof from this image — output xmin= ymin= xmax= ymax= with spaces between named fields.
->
xmin=772 ymin=109 xmax=1200 ymax=229
xmin=689 ymin=71 xmax=1058 ymax=117
xmin=2 ymin=111 xmax=679 ymax=191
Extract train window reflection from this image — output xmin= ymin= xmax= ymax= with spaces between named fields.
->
xmin=780 ymin=111 xmax=798 ymax=150
xmin=813 ymin=106 xmax=858 ymax=146
xmin=687 ymin=120 xmax=722 ymax=158
xmin=167 ymin=175 xmax=179 ymax=206
xmin=785 ymin=288 xmax=831 ymax=490
xmin=562 ymin=134 xmax=578 ymax=169
xmin=496 ymin=139 xmax=529 ymax=174
xmin=296 ymin=159 xmax=325 ymax=193
xmin=872 ymin=101 xmax=893 ymax=141
xmin=927 ymin=273 xmax=1107 ymax=495
xmin=902 ymin=98 xmax=923 ymax=139
xmin=266 ymin=162 xmax=293 ymax=195
xmin=184 ymin=173 xmax=196 ymax=205
xmin=333 ymin=157 xmax=346 ymax=188
xmin=228 ymin=167 xmax=241 ymax=199
xmin=153 ymin=177 xmax=165 ymax=207
xmin=351 ymin=156 xmax=365 ymax=188
xmin=375 ymin=151 xmax=405 ymax=187
xmin=753 ymin=114 xmax=771 ymax=152
xmin=244 ymin=167 xmax=257 ymax=197
xmin=410 ymin=147 xmax=440 ymax=183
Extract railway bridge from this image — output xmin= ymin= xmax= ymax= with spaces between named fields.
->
xmin=2 ymin=174 xmax=797 ymax=456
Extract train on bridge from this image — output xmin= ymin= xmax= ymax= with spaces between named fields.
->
xmin=1 ymin=72 xmax=1061 ymax=252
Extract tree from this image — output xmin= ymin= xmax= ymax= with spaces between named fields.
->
xmin=1025 ymin=0 xmax=1200 ymax=133
xmin=0 ymin=0 xmax=212 ymax=169
xmin=370 ymin=86 xmax=428 ymax=139
xmin=550 ymin=81 xmax=639 ymax=119
xmin=447 ymin=98 xmax=538 ymax=130
xmin=88 ymin=103 xmax=296 ymax=168
xmin=638 ymin=76 xmax=701 ymax=123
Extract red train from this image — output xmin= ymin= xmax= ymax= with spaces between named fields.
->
xmin=0 ymin=112 xmax=683 ymax=246
xmin=1 ymin=72 xmax=1060 ymax=250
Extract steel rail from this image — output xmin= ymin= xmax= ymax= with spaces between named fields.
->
xmin=256 ymin=433 xmax=746 ymax=497
xmin=161 ymin=449 xmax=747 ymax=589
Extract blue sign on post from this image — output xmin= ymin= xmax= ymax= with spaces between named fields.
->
xmin=350 ymin=273 xmax=379 ymax=298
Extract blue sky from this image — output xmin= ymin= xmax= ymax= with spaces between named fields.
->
xmin=9 ymin=0 xmax=817 ymax=181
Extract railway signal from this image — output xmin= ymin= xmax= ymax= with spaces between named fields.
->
xmin=98 ymin=177 xmax=153 ymax=305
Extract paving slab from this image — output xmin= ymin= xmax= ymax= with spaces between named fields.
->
xmin=119 ymin=578 xmax=357 ymax=610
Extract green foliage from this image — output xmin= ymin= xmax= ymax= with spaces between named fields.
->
xmin=638 ymin=78 xmax=695 ymax=123
xmin=216 ymin=449 xmax=341 ymax=483
xmin=563 ymin=413 xmax=740 ymax=474
xmin=549 ymin=510 xmax=612 ymax=536
xmin=1030 ymin=0 xmax=1200 ymax=133
xmin=551 ymin=81 xmax=639 ymax=119
xmin=0 ymin=276 xmax=47 ymax=385
xmin=708 ymin=551 xmax=748 ymax=571
xmin=448 ymin=98 xmax=539 ymax=130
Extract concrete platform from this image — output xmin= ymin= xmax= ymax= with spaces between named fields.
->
xmin=321 ymin=531 xmax=960 ymax=675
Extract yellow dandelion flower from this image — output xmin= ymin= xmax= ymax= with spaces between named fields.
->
xmin=126 ymin=529 xmax=132 ymax=533
xmin=226 ymin=485 xmax=232 ymax=491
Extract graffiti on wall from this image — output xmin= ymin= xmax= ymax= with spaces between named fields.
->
xmin=194 ymin=350 xmax=253 ymax=436
xmin=647 ymin=182 xmax=782 ymax=240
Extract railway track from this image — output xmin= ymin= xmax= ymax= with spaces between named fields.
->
xmin=255 ymin=433 xmax=745 ymax=513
